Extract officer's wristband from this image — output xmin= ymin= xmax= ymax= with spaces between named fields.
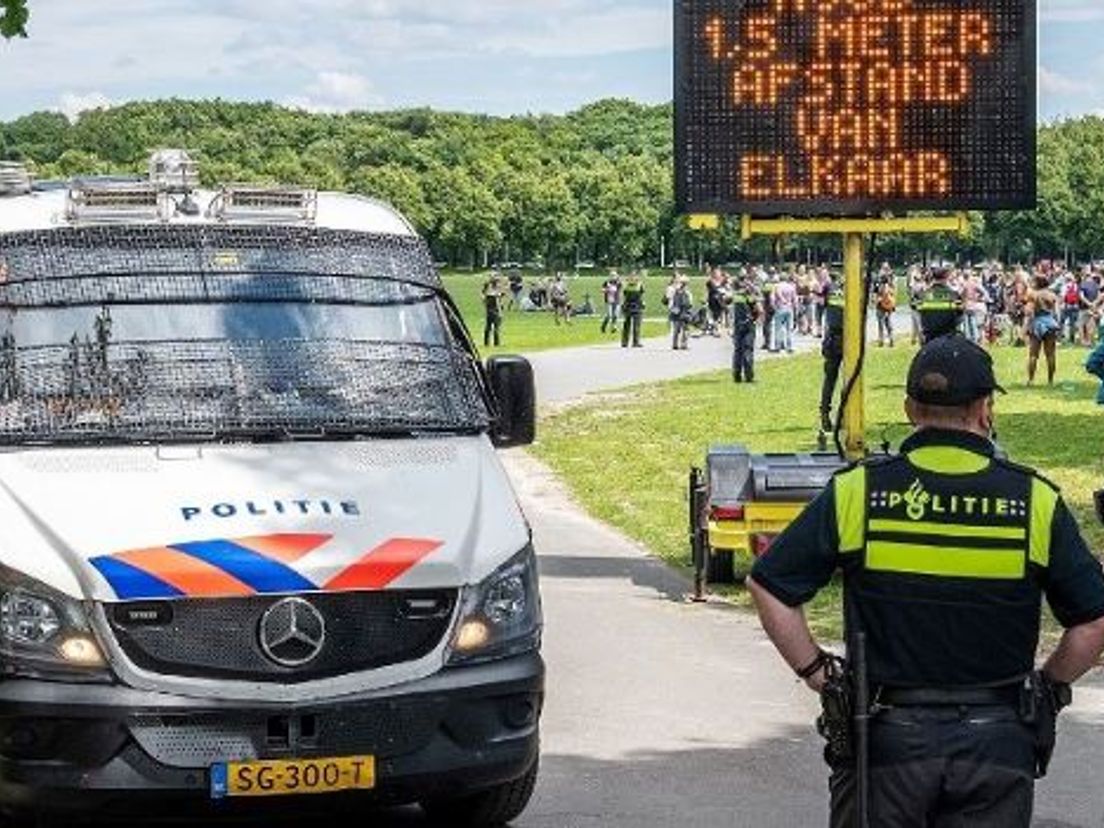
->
xmin=795 ymin=650 xmax=830 ymax=680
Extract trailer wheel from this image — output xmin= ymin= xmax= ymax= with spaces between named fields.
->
xmin=705 ymin=547 xmax=736 ymax=584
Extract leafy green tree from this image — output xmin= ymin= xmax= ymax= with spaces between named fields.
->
xmin=3 ymin=96 xmax=1104 ymax=265
xmin=424 ymin=166 xmax=504 ymax=267
xmin=348 ymin=164 xmax=434 ymax=231
xmin=2 ymin=111 xmax=68 ymax=162
xmin=1 ymin=0 xmax=28 ymax=38
xmin=51 ymin=149 xmax=109 ymax=178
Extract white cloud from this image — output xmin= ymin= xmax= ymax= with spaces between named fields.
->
xmin=481 ymin=7 xmax=670 ymax=58
xmin=56 ymin=91 xmax=113 ymax=122
xmin=1 ymin=0 xmax=1092 ymax=121
xmin=1042 ymin=0 xmax=1104 ymax=23
xmin=218 ymin=0 xmax=664 ymax=59
xmin=0 ymin=1 xmax=670 ymax=120
xmin=285 ymin=72 xmax=384 ymax=113
xmin=1040 ymin=66 xmax=1092 ymax=96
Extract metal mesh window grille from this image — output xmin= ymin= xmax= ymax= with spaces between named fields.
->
xmin=0 ymin=225 xmax=440 ymax=304
xmin=0 ymin=226 xmax=486 ymax=444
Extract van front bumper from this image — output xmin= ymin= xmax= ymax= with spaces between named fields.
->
xmin=0 ymin=652 xmax=542 ymax=815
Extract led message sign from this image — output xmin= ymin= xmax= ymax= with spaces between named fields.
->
xmin=674 ymin=0 xmax=1037 ymax=215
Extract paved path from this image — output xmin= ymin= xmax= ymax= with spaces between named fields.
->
xmin=529 ymin=328 xmax=819 ymax=407
xmin=507 ymin=451 xmax=826 ymax=827
xmin=530 ymin=308 xmax=914 ymax=407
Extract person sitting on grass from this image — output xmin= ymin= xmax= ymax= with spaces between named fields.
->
xmin=572 ymin=293 xmax=595 ymax=317
xmin=1087 ymin=323 xmax=1104 ymax=406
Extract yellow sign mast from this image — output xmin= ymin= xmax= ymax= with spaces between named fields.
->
xmin=690 ymin=213 xmax=969 ymax=460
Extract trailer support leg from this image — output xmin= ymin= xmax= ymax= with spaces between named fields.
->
xmin=689 ymin=466 xmax=708 ymax=602
xmin=842 ymin=232 xmax=866 ymax=461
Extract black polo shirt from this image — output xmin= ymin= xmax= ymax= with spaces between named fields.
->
xmin=751 ymin=429 xmax=1104 ymax=686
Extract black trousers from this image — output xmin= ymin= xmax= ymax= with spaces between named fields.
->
xmin=621 ymin=311 xmax=643 ymax=347
xmin=829 ymin=706 xmax=1035 ymax=828
xmin=733 ymin=326 xmax=755 ymax=381
xmin=484 ymin=312 xmax=501 ymax=347
xmin=821 ymin=333 xmax=843 ymax=417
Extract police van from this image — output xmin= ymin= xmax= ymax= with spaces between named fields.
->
xmin=0 ymin=153 xmax=542 ymax=825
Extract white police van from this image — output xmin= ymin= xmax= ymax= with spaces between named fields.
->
xmin=0 ymin=153 xmax=542 ymax=825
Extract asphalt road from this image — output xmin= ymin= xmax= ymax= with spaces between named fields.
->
xmin=527 ymin=327 xmax=819 ymax=408
xmin=103 ymin=325 xmax=1104 ymax=827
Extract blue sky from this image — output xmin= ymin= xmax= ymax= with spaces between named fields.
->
xmin=0 ymin=0 xmax=1100 ymax=121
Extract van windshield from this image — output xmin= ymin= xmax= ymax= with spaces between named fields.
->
xmin=0 ymin=226 xmax=489 ymax=445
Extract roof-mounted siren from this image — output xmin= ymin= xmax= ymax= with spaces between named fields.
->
xmin=65 ymin=180 xmax=170 ymax=224
xmin=148 ymin=149 xmax=200 ymax=194
xmin=208 ymin=184 xmax=318 ymax=224
xmin=0 ymin=162 xmax=33 ymax=197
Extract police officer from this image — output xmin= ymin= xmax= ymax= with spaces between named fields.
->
xmin=482 ymin=272 xmax=505 ymax=347
xmin=748 ymin=336 xmax=1104 ymax=827
xmin=820 ymin=282 xmax=845 ymax=433
xmin=730 ymin=275 xmax=761 ymax=382
xmin=917 ymin=266 xmax=964 ymax=342
xmin=621 ymin=272 xmax=645 ymax=348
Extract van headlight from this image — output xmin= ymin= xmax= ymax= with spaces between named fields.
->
xmin=0 ymin=565 xmax=110 ymax=681
xmin=447 ymin=546 xmax=542 ymax=664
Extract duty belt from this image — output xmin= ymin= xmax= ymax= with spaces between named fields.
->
xmin=877 ymin=685 xmax=1021 ymax=708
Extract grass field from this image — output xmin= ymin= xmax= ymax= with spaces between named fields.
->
xmin=531 ymin=342 xmax=1104 ymax=639
xmin=442 ymin=271 xmax=709 ymax=354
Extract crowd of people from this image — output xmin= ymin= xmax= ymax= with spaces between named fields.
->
xmin=478 ymin=262 xmax=1104 ymax=399
xmin=898 ymin=261 xmax=1103 ymax=350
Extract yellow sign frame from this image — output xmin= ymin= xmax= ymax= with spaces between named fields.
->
xmin=689 ymin=213 xmax=969 ymax=459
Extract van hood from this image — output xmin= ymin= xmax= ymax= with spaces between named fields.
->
xmin=0 ymin=438 xmax=528 ymax=602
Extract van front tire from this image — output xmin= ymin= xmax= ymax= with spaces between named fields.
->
xmin=421 ymin=759 xmax=538 ymax=827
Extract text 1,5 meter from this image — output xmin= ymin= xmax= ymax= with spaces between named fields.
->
xmin=674 ymin=0 xmax=1037 ymax=216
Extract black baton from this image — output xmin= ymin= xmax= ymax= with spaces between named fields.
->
xmin=854 ymin=631 xmax=871 ymax=828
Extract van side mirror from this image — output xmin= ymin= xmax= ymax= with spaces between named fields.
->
xmin=1095 ymin=489 xmax=1104 ymax=525
xmin=487 ymin=355 xmax=536 ymax=448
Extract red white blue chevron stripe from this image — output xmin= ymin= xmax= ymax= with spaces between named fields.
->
xmin=90 ymin=533 xmax=443 ymax=600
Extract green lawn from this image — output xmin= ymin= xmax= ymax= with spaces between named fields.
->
xmin=442 ymin=270 xmax=707 ymax=354
xmin=531 ymin=343 xmax=1104 ymax=638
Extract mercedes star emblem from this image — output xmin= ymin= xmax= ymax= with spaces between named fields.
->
xmin=259 ymin=597 xmax=326 ymax=667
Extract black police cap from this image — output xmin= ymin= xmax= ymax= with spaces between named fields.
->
xmin=907 ymin=334 xmax=1005 ymax=407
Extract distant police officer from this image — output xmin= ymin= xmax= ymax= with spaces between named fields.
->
xmin=820 ymin=284 xmax=845 ymax=433
xmin=482 ymin=272 xmax=505 ymax=347
xmin=748 ymin=336 xmax=1104 ymax=827
xmin=621 ymin=273 xmax=646 ymax=348
xmin=918 ymin=266 xmax=965 ymax=342
xmin=730 ymin=276 xmax=761 ymax=382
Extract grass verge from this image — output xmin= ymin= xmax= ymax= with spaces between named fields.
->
xmin=531 ymin=343 xmax=1104 ymax=639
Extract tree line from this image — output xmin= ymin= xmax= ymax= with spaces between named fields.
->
xmin=2 ymin=98 xmax=1103 ymax=267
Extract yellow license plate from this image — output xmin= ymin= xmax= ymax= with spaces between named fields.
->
xmin=210 ymin=755 xmax=376 ymax=799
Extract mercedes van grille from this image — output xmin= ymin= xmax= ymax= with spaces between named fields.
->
xmin=107 ymin=590 xmax=456 ymax=682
